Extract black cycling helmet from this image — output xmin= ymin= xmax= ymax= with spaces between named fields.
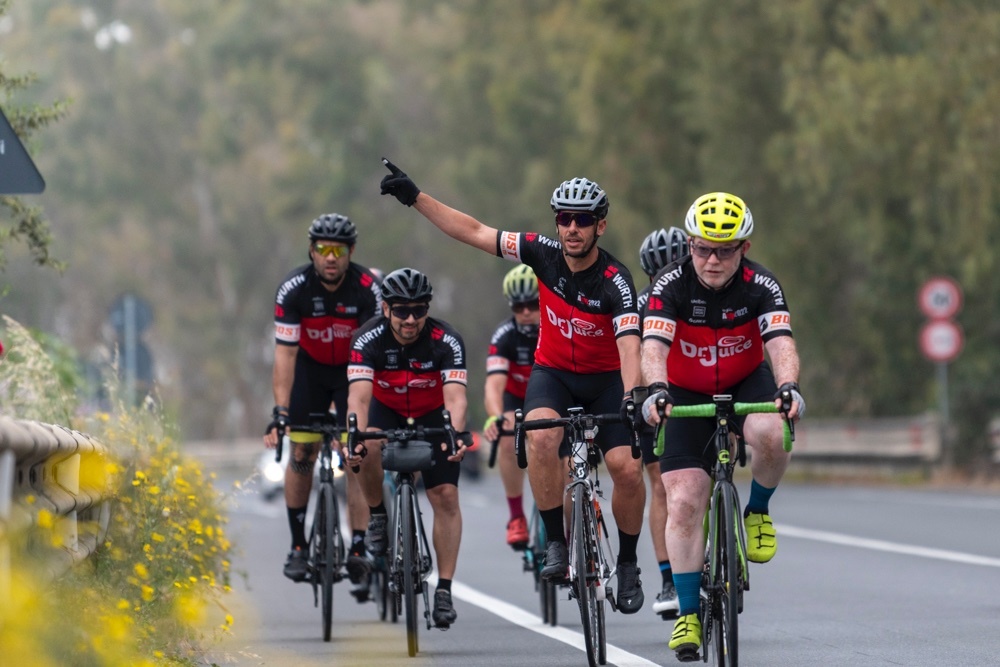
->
xmin=308 ymin=213 xmax=357 ymax=245
xmin=550 ymin=177 xmax=610 ymax=220
xmin=639 ymin=226 xmax=690 ymax=276
xmin=380 ymin=268 xmax=433 ymax=304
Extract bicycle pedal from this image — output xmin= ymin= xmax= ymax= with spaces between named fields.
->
xmin=675 ymin=646 xmax=700 ymax=662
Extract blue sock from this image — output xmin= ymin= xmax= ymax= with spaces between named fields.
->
xmin=672 ymin=571 xmax=701 ymax=616
xmin=659 ymin=561 xmax=672 ymax=586
xmin=745 ymin=479 xmax=776 ymax=516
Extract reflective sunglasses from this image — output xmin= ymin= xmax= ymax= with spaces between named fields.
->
xmin=689 ymin=241 xmax=744 ymax=260
xmin=554 ymin=211 xmax=599 ymax=228
xmin=511 ymin=300 xmax=540 ymax=313
xmin=390 ymin=304 xmax=430 ymax=320
xmin=312 ymin=242 xmax=350 ymax=258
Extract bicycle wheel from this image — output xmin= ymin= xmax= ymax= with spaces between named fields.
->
xmin=313 ymin=484 xmax=337 ymax=642
xmin=710 ymin=482 xmax=739 ymax=667
xmin=401 ymin=484 xmax=420 ymax=657
xmin=572 ymin=485 xmax=602 ymax=667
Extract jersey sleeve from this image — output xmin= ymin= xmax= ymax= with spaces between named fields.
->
xmin=274 ymin=272 xmax=306 ymax=346
xmin=752 ymin=268 xmax=793 ymax=342
xmin=642 ymin=265 xmax=682 ymax=345
xmin=606 ymin=262 xmax=641 ymax=339
xmin=436 ymin=324 xmax=468 ymax=386
xmin=486 ymin=320 xmax=514 ymax=376
xmin=346 ymin=321 xmax=380 ymax=384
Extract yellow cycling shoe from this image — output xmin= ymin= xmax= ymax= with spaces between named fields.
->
xmin=745 ymin=512 xmax=777 ymax=563
xmin=668 ymin=612 xmax=702 ymax=652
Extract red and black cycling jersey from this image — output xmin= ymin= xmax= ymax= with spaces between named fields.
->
xmin=496 ymin=231 xmax=640 ymax=374
xmin=486 ymin=318 xmax=538 ymax=400
xmin=643 ymin=256 xmax=793 ymax=394
xmin=347 ymin=316 xmax=468 ymax=418
xmin=274 ymin=263 xmax=382 ymax=366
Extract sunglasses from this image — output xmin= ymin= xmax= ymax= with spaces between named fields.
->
xmin=390 ymin=304 xmax=430 ymax=320
xmin=511 ymin=300 xmax=540 ymax=313
xmin=554 ymin=211 xmax=600 ymax=228
xmin=690 ymin=241 xmax=744 ymax=260
xmin=312 ymin=242 xmax=350 ymax=258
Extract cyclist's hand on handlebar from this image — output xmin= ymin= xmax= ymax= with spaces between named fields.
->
xmin=380 ymin=158 xmax=421 ymax=206
xmin=482 ymin=415 xmax=504 ymax=443
xmin=775 ymin=382 xmax=806 ymax=421
xmin=263 ymin=409 xmax=288 ymax=448
xmin=619 ymin=395 xmax=639 ymax=432
xmin=641 ymin=382 xmax=673 ymax=426
xmin=342 ymin=442 xmax=368 ymax=468
xmin=447 ymin=431 xmax=474 ymax=462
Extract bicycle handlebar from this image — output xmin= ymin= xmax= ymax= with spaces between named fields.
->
xmin=653 ymin=399 xmax=794 ymax=457
xmin=513 ymin=410 xmax=632 ymax=470
xmin=346 ymin=410 xmax=465 ymax=462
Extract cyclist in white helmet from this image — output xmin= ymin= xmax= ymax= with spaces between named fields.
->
xmin=380 ymin=159 xmax=647 ymax=614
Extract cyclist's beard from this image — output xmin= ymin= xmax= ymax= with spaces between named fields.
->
xmin=516 ymin=322 xmax=539 ymax=337
xmin=563 ymin=234 xmax=598 ymax=259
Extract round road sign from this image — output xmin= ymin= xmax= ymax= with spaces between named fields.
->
xmin=918 ymin=276 xmax=962 ymax=319
xmin=919 ymin=319 xmax=963 ymax=363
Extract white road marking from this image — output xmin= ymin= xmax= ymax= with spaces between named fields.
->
xmin=451 ymin=580 xmax=659 ymax=667
xmin=779 ymin=524 xmax=1000 ymax=568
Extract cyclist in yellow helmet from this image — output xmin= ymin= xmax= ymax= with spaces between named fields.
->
xmin=640 ymin=192 xmax=805 ymax=658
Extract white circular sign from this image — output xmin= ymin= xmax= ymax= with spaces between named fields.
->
xmin=918 ymin=277 xmax=962 ymax=319
xmin=920 ymin=320 xmax=963 ymax=362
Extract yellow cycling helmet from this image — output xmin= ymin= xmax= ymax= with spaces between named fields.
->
xmin=684 ymin=192 xmax=754 ymax=242
xmin=502 ymin=265 xmax=538 ymax=306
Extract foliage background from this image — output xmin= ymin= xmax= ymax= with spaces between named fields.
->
xmin=1 ymin=0 xmax=998 ymax=465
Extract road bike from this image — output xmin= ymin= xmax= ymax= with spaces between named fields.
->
xmin=514 ymin=407 xmax=641 ymax=667
xmin=487 ymin=424 xmax=558 ymax=627
xmin=346 ymin=410 xmax=461 ymax=657
xmin=279 ymin=412 xmax=348 ymax=642
xmin=368 ymin=471 xmax=399 ymax=624
xmin=654 ymin=393 xmax=794 ymax=666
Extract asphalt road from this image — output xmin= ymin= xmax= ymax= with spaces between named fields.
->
xmin=201 ymin=458 xmax=1000 ymax=667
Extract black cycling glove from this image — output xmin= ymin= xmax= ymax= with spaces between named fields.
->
xmin=775 ymin=382 xmax=806 ymax=418
xmin=380 ymin=158 xmax=421 ymax=206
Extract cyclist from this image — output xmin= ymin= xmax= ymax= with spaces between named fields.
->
xmin=483 ymin=265 xmax=541 ymax=550
xmin=380 ymin=160 xmax=647 ymax=614
xmin=344 ymin=267 xmax=471 ymax=629
xmin=636 ymin=226 xmax=689 ymax=619
xmin=263 ymin=213 xmax=382 ymax=598
xmin=639 ymin=193 xmax=805 ymax=658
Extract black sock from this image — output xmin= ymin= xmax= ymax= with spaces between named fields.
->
xmin=617 ymin=529 xmax=640 ymax=563
xmin=437 ymin=578 xmax=452 ymax=593
xmin=540 ymin=507 xmax=565 ymax=544
xmin=370 ymin=502 xmax=387 ymax=515
xmin=351 ymin=530 xmax=365 ymax=555
xmin=660 ymin=561 xmax=672 ymax=586
xmin=287 ymin=505 xmax=307 ymax=549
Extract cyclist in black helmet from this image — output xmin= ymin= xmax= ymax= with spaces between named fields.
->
xmin=345 ymin=267 xmax=472 ymax=629
xmin=264 ymin=213 xmax=382 ymax=599
xmin=636 ymin=226 xmax=689 ymax=620
xmin=380 ymin=159 xmax=647 ymax=614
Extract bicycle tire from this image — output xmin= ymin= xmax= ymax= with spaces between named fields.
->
xmin=317 ymin=484 xmax=337 ymax=642
xmin=572 ymin=485 xmax=602 ymax=667
xmin=710 ymin=482 xmax=739 ymax=667
xmin=401 ymin=484 xmax=420 ymax=657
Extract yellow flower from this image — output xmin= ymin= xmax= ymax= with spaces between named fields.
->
xmin=141 ymin=585 xmax=154 ymax=602
xmin=134 ymin=563 xmax=149 ymax=579
xmin=37 ymin=509 xmax=54 ymax=529
xmin=117 ymin=599 xmax=130 ymax=610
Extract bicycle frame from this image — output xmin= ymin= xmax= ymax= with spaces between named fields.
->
xmin=346 ymin=411 xmax=460 ymax=657
xmin=283 ymin=412 xmax=347 ymax=643
xmin=656 ymin=394 xmax=793 ymax=666
xmin=514 ymin=407 xmax=626 ymax=667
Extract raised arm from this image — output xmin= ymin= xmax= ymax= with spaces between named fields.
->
xmin=380 ymin=158 xmax=498 ymax=255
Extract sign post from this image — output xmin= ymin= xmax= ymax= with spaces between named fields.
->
xmin=918 ymin=277 xmax=963 ymax=468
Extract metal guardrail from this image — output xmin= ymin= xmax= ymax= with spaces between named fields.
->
xmin=0 ymin=416 xmax=112 ymax=596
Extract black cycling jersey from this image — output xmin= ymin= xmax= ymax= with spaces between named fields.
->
xmin=486 ymin=317 xmax=537 ymax=400
xmin=347 ymin=315 xmax=467 ymax=418
xmin=495 ymin=230 xmax=640 ymax=374
xmin=643 ymin=255 xmax=793 ymax=395
xmin=274 ymin=263 xmax=382 ymax=366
